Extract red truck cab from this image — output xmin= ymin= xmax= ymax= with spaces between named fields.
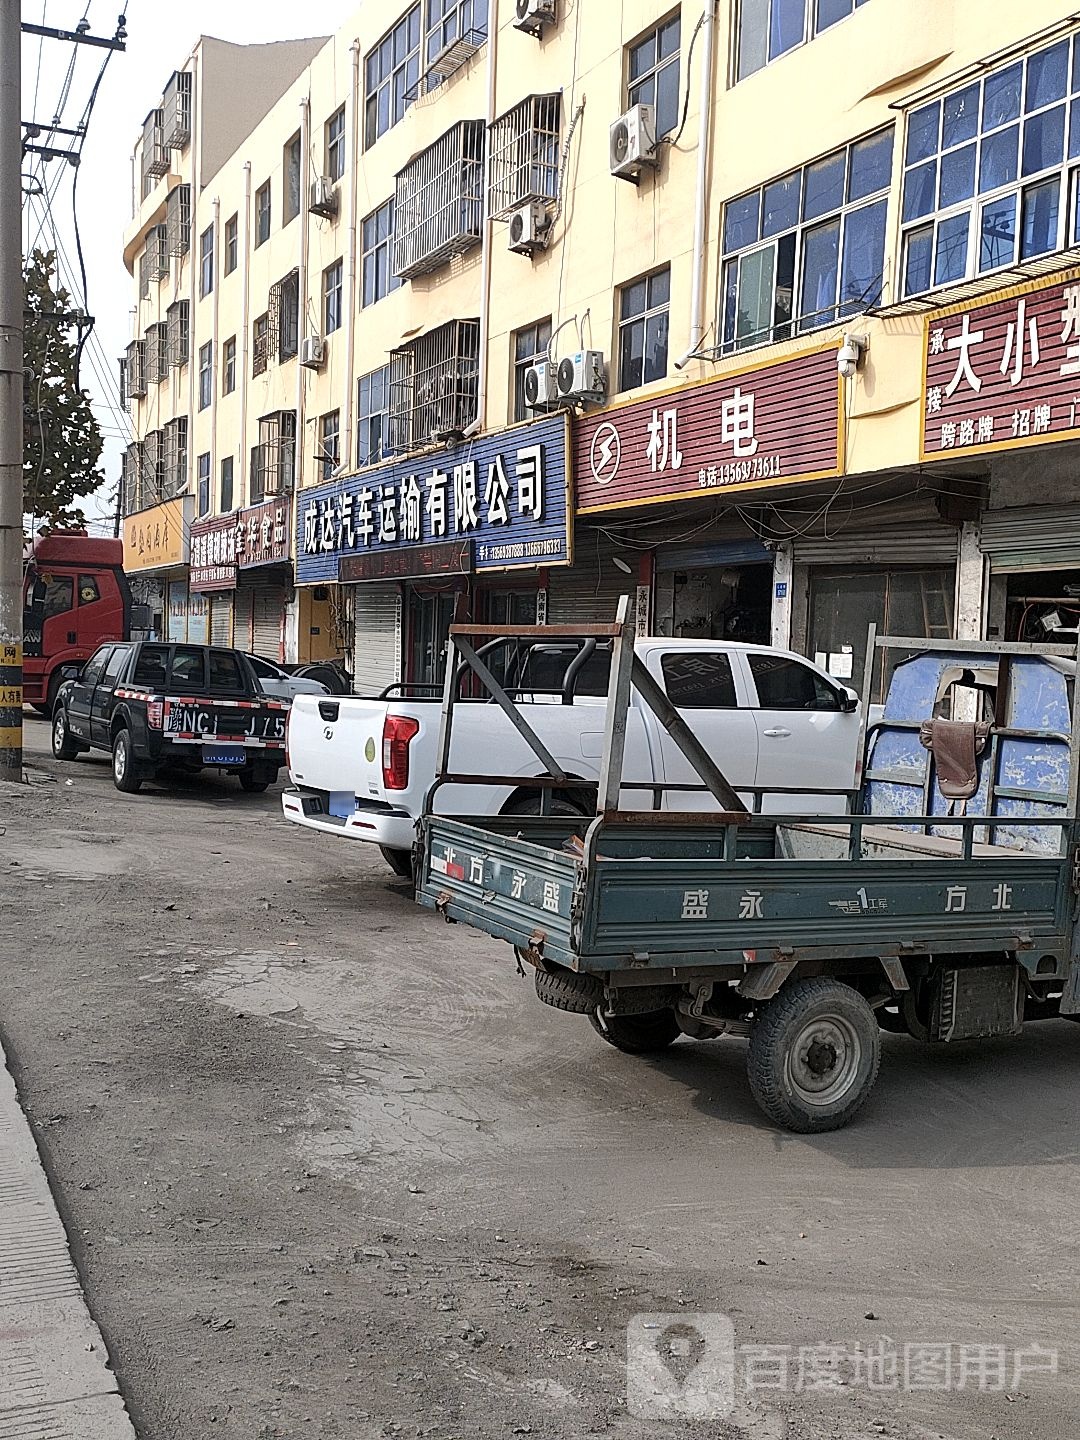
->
xmin=22 ymin=531 xmax=130 ymax=713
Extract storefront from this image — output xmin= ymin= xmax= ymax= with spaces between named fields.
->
xmin=187 ymin=499 xmax=293 ymax=658
xmin=573 ymin=343 xmax=843 ymax=646
xmin=122 ymin=496 xmax=191 ymax=640
xmin=295 ymin=412 xmax=572 ymax=693
xmin=921 ymin=265 xmax=1080 ymax=645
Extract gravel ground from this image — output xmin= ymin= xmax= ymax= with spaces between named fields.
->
xmin=1 ymin=715 xmax=1078 ymax=1440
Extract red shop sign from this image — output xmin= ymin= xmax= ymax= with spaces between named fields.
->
xmin=189 ymin=511 xmax=239 ymax=592
xmin=922 ymin=267 xmax=1080 ymax=460
xmin=573 ymin=345 xmax=843 ymax=514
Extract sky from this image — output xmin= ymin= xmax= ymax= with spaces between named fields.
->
xmin=21 ymin=0 xmax=359 ymax=535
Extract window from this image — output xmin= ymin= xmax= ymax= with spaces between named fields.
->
xmin=133 ymin=645 xmax=169 ymax=687
xmin=357 ymin=365 xmax=391 ymax=466
xmin=488 ymin=95 xmax=561 ymax=217
xmin=78 ymin=575 xmax=101 ymax=606
xmin=198 ymin=341 xmax=213 ymax=410
xmin=747 ymin=653 xmax=840 ymax=709
xmin=80 ymin=649 xmax=112 ymax=689
xmin=323 ymin=258 xmax=343 ymax=334
xmin=253 ymin=313 xmax=269 ymax=376
xmin=735 ymin=0 xmax=871 ymax=82
xmin=166 ymin=300 xmax=189 ymax=369
xmin=901 ymin=35 xmax=1080 ymax=297
xmin=165 ymin=417 xmax=188 ymax=495
xmin=425 ymin=0 xmax=488 ymax=71
xmin=171 ymin=647 xmax=206 ymax=688
xmin=628 ymin=15 xmax=681 ymax=140
xmin=271 ymin=270 xmax=300 ymax=360
xmin=208 ymin=650 xmax=244 ymax=690
xmin=197 ymin=452 xmax=211 ymax=516
xmin=251 ymin=412 xmax=297 ymax=502
xmin=283 ymin=132 xmax=302 ymax=225
xmin=223 ymin=213 xmax=238 ymax=275
xmin=326 ymin=105 xmax=347 ymax=179
xmin=512 ymin=317 xmax=552 ymax=420
xmin=199 ymin=224 xmax=214 ymax=299
xmin=389 ymin=319 xmax=480 ymax=450
xmin=618 ymin=267 xmax=670 ymax=391
xmin=392 ymin=119 xmax=485 ymax=278
xmin=247 ymin=654 xmax=278 ymax=679
xmin=101 ymin=645 xmax=128 ymax=685
xmin=43 ymin=576 xmax=74 ymax=619
xmin=222 ymin=335 xmax=236 ymax=395
xmin=255 ymin=180 xmax=271 ymax=247
xmin=361 ymin=200 xmax=402 ymax=306
xmin=319 ymin=410 xmax=341 ymax=480
xmin=220 ymin=455 xmax=234 ymax=512
xmin=661 ymin=652 xmax=738 ymax=708
xmin=146 ymin=323 xmax=169 ymax=384
xmin=165 ymin=183 xmax=191 ymax=258
xmin=721 ymin=127 xmax=892 ymax=350
xmin=365 ymin=7 xmax=421 ymax=149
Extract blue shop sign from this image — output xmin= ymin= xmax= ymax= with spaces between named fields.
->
xmin=295 ymin=412 xmax=572 ymax=584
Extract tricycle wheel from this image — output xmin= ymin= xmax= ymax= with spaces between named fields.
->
xmin=589 ymin=1007 xmax=681 ymax=1054
xmin=535 ymin=966 xmax=603 ymax=1014
xmin=747 ymin=978 xmax=880 ymax=1133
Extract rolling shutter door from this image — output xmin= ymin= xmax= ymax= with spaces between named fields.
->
xmin=793 ymin=519 xmax=959 ymax=566
xmin=547 ymin=532 xmax=631 ymax=625
xmin=251 ymin=584 xmax=286 ymax=659
xmin=352 ymin=584 xmax=402 ymax=696
xmin=978 ymin=506 xmax=1080 ymax=572
xmin=233 ymin=587 xmax=253 ymax=651
xmin=210 ymin=593 xmax=233 ymax=646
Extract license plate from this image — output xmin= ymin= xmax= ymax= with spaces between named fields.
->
xmin=202 ymin=745 xmax=246 ymax=766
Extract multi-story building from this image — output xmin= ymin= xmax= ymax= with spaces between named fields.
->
xmin=121 ymin=0 xmax=1080 ymax=703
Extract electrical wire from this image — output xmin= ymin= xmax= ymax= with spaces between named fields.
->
xmin=661 ymin=10 xmax=706 ymax=153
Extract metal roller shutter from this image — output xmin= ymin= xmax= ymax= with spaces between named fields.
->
xmin=210 ymin=594 xmax=233 ymax=647
xmin=793 ymin=520 xmax=959 ymax=567
xmin=548 ymin=531 xmax=632 ymax=625
xmin=233 ymin=587 xmax=253 ymax=651
xmin=251 ymin=585 xmax=287 ymax=659
xmin=352 ymin=584 xmax=402 ymax=696
xmin=978 ymin=506 xmax=1080 ymax=572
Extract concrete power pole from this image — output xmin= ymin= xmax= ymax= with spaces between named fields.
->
xmin=0 ymin=0 xmax=23 ymax=781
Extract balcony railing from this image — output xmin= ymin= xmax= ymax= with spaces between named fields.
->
xmin=389 ymin=318 xmax=479 ymax=452
xmin=393 ymin=119 xmax=485 ymax=280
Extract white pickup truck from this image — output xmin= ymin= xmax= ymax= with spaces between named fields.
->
xmin=281 ymin=638 xmax=864 ymax=875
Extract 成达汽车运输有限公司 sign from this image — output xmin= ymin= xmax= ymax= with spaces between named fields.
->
xmin=294 ymin=412 xmax=572 ymax=584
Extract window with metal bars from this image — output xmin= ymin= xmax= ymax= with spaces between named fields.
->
xmin=424 ymin=0 xmax=488 ymax=79
xmin=488 ymin=95 xmax=561 ymax=219
xmin=163 ymin=70 xmax=192 ymax=149
xmin=266 ymin=272 xmax=299 ymax=361
xmin=318 ymin=411 xmax=341 ymax=481
xmin=144 ymin=430 xmax=167 ymax=501
xmin=138 ymin=248 xmax=151 ymax=300
xmin=118 ymin=356 xmax=129 ymax=412
xmin=126 ymin=339 xmax=147 ymax=398
xmin=389 ymin=318 xmax=480 ymax=451
xmin=252 ymin=313 xmax=269 ymax=376
xmin=393 ymin=119 xmax=485 ymax=279
xmin=144 ymin=323 xmax=169 ymax=385
xmin=166 ymin=184 xmax=191 ymax=257
xmin=122 ymin=443 xmax=142 ymax=514
xmin=250 ymin=412 xmax=297 ymax=501
xmin=165 ymin=417 xmax=189 ymax=496
xmin=148 ymin=225 xmax=169 ymax=283
xmin=166 ymin=300 xmax=189 ymax=370
xmin=141 ymin=108 xmax=168 ymax=196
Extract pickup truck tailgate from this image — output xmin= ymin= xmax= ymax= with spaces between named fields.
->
xmin=287 ymin=693 xmax=390 ymax=797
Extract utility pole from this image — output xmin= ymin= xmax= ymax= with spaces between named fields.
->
xmin=0 ymin=0 xmax=24 ymax=782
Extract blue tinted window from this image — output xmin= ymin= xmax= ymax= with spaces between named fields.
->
xmin=906 ymin=102 xmax=940 ymax=165
xmin=848 ymin=129 xmax=892 ymax=200
xmin=1026 ymin=41 xmax=1069 ymax=111
xmin=983 ymin=63 xmax=1022 ymax=130
xmin=724 ymin=192 xmax=761 ymax=251
xmin=903 ymin=160 xmax=937 ymax=222
xmin=979 ymin=193 xmax=1016 ymax=271
xmin=1022 ymin=106 xmax=1065 ymax=175
xmin=803 ymin=150 xmax=845 ymax=219
xmin=762 ymin=172 xmax=801 ymax=236
xmin=979 ymin=125 xmax=1019 ymax=192
xmin=934 ymin=212 xmax=968 ymax=285
xmin=939 ymin=144 xmax=975 ymax=208
xmin=903 ymin=227 xmax=933 ymax=296
xmin=840 ymin=199 xmax=887 ymax=312
xmin=1021 ymin=178 xmax=1059 ymax=258
xmin=942 ymin=84 xmax=980 ymax=149
xmin=800 ymin=219 xmax=840 ymax=326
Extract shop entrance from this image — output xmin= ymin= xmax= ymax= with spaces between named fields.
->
xmin=1001 ymin=568 xmax=1080 ymax=642
xmin=655 ymin=547 xmax=773 ymax=644
xmin=406 ymin=591 xmax=457 ymax=691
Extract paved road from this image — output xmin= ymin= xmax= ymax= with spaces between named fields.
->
xmin=1 ymin=715 xmax=1078 ymax=1439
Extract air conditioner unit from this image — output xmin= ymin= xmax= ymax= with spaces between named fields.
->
xmin=309 ymin=176 xmax=338 ymax=219
xmin=609 ymin=103 xmax=658 ymax=182
xmin=300 ymin=335 xmax=325 ymax=370
xmin=557 ymin=350 xmax=605 ymax=403
xmin=513 ymin=0 xmax=557 ymax=36
xmin=523 ymin=360 xmax=558 ymax=410
xmin=508 ymin=201 xmax=551 ymax=255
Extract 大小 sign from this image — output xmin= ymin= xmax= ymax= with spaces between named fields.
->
xmin=922 ymin=267 xmax=1080 ymax=460
xmin=574 ymin=346 xmax=842 ymax=514
xmin=294 ymin=412 xmax=571 ymax=585
xmin=123 ymin=496 xmax=190 ymax=572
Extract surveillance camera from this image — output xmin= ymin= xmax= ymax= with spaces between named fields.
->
xmin=837 ymin=333 xmax=868 ymax=380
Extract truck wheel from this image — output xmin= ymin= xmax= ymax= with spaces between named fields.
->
xmin=748 ymin=978 xmax=880 ymax=1134
xmin=238 ymin=770 xmax=270 ymax=793
xmin=379 ymin=846 xmax=414 ymax=879
xmin=51 ymin=706 xmax=81 ymax=761
xmin=535 ymin=966 xmax=604 ymax=1014
xmin=111 ymin=729 xmax=142 ymax=794
xmin=503 ymin=796 xmax=587 ymax=819
xmin=589 ymin=1007 xmax=681 ymax=1054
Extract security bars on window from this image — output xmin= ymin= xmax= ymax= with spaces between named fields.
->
xmin=141 ymin=108 xmax=168 ymax=186
xmin=126 ymin=339 xmax=147 ymax=398
xmin=166 ymin=301 xmax=189 ymax=370
xmin=488 ymin=94 xmax=561 ymax=218
xmin=389 ymin=318 xmax=480 ymax=451
xmin=147 ymin=225 xmax=169 ymax=284
xmin=145 ymin=323 xmax=169 ymax=385
xmin=163 ymin=70 xmax=192 ymax=150
xmin=166 ymin=184 xmax=191 ymax=258
xmin=393 ymin=119 xmax=485 ymax=279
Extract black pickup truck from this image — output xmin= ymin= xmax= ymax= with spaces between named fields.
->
xmin=50 ymin=641 xmax=289 ymax=794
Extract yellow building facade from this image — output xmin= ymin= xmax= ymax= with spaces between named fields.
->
xmin=121 ymin=0 xmax=1080 ymax=696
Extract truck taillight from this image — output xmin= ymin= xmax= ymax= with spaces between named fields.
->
xmin=146 ymin=701 xmax=163 ymax=730
xmin=382 ymin=714 xmax=420 ymax=791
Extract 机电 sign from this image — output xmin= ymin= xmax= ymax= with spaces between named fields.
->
xmin=574 ymin=345 xmax=842 ymax=514
xmin=922 ymin=267 xmax=1080 ymax=460
xmin=294 ymin=412 xmax=571 ymax=585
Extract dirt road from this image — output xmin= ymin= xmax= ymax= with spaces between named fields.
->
xmin=1 ymin=716 xmax=1077 ymax=1439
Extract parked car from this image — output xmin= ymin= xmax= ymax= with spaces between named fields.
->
xmin=244 ymin=653 xmax=330 ymax=702
xmin=281 ymin=637 xmax=863 ymax=875
xmin=51 ymin=641 xmax=289 ymax=793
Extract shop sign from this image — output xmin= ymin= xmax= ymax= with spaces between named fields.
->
xmin=574 ymin=346 xmax=842 ymax=514
xmin=294 ymin=412 xmax=571 ymax=585
xmin=922 ymin=268 xmax=1080 ymax=460
xmin=339 ymin=538 xmax=473 ymax=584
xmin=238 ymin=498 xmax=290 ymax=569
xmin=123 ymin=496 xmax=189 ymax=572
xmin=190 ymin=512 xmax=239 ymax=592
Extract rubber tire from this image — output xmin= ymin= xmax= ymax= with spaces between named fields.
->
xmin=747 ymin=977 xmax=881 ymax=1134
xmin=589 ymin=1008 xmax=682 ymax=1054
xmin=51 ymin=706 xmax=81 ymax=760
xmin=503 ymin=795 xmax=587 ymax=820
xmin=380 ymin=846 xmax=415 ymax=879
xmin=238 ymin=772 xmax=270 ymax=793
xmin=535 ymin=966 xmax=604 ymax=1014
xmin=111 ymin=729 xmax=142 ymax=793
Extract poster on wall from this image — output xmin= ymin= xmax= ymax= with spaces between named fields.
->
xmin=166 ymin=581 xmax=188 ymax=642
